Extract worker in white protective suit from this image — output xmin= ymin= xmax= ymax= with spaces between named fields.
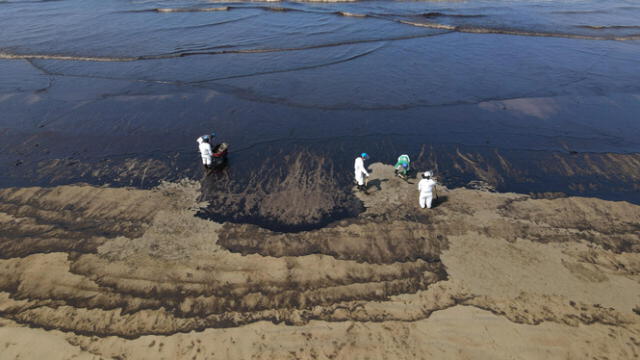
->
xmin=418 ymin=171 xmax=438 ymax=209
xmin=196 ymin=134 xmax=214 ymax=170
xmin=354 ymin=152 xmax=370 ymax=191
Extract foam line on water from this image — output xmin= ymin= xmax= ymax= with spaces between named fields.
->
xmin=399 ymin=21 xmax=640 ymax=41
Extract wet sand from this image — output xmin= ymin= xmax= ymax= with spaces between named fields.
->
xmin=1 ymin=163 xmax=639 ymax=359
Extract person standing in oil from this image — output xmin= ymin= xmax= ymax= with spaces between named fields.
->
xmin=196 ymin=133 xmax=215 ymax=171
xmin=418 ymin=171 xmax=438 ymax=209
xmin=354 ymin=152 xmax=370 ymax=191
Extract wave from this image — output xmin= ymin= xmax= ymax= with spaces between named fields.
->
xmin=400 ymin=21 xmax=640 ymax=41
xmin=251 ymin=6 xmax=299 ymax=12
xmin=0 ymin=52 xmax=138 ymax=62
xmin=154 ymin=6 xmax=229 ymax=13
xmin=153 ymin=5 xmax=304 ymax=14
xmin=125 ymin=5 xmax=640 ymax=43
xmin=551 ymin=10 xmax=608 ymax=15
xmin=3 ymin=20 xmax=636 ymax=65
xmin=400 ymin=20 xmax=455 ymax=30
xmin=0 ymin=31 xmax=450 ymax=63
xmin=421 ymin=12 xmax=486 ymax=18
xmin=577 ymin=25 xmax=640 ymax=30
xmin=141 ymin=6 xmax=484 ymax=19
xmin=125 ymin=5 xmax=309 ymax=15
xmin=195 ymin=44 xmax=383 ymax=83
xmin=334 ymin=11 xmax=367 ymax=18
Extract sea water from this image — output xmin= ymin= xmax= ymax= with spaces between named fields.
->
xmin=1 ymin=0 xmax=639 ymax=203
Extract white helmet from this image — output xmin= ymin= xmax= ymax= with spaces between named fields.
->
xmin=423 ymin=171 xmax=433 ymax=178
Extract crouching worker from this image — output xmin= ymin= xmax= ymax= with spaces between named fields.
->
xmin=196 ymin=134 xmax=214 ymax=171
xmin=418 ymin=171 xmax=438 ymax=209
xmin=354 ymin=152 xmax=370 ymax=191
xmin=394 ymin=154 xmax=411 ymax=179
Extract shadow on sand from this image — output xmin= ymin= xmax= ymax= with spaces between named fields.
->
xmin=431 ymin=195 xmax=448 ymax=208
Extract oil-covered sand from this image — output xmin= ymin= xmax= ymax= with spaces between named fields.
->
xmin=1 ymin=163 xmax=640 ymax=359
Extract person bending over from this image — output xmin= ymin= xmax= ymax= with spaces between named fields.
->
xmin=394 ymin=154 xmax=411 ymax=179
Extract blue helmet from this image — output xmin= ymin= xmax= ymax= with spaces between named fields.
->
xmin=361 ymin=152 xmax=369 ymax=159
xmin=402 ymin=163 xmax=408 ymax=168
xmin=210 ymin=132 xmax=216 ymax=138
xmin=202 ymin=135 xmax=210 ymax=141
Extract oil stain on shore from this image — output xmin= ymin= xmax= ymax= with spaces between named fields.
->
xmin=0 ymin=164 xmax=640 ymax=358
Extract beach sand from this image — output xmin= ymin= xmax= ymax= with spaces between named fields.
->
xmin=1 ymin=163 xmax=639 ymax=359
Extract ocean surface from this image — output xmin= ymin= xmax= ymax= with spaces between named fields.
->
xmin=1 ymin=0 xmax=640 ymax=208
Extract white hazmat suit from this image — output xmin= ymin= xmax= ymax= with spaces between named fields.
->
xmin=197 ymin=136 xmax=213 ymax=166
xmin=418 ymin=178 xmax=437 ymax=209
xmin=354 ymin=156 xmax=369 ymax=186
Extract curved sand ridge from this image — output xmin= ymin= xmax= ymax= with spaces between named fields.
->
xmin=1 ymin=163 xmax=640 ymax=358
